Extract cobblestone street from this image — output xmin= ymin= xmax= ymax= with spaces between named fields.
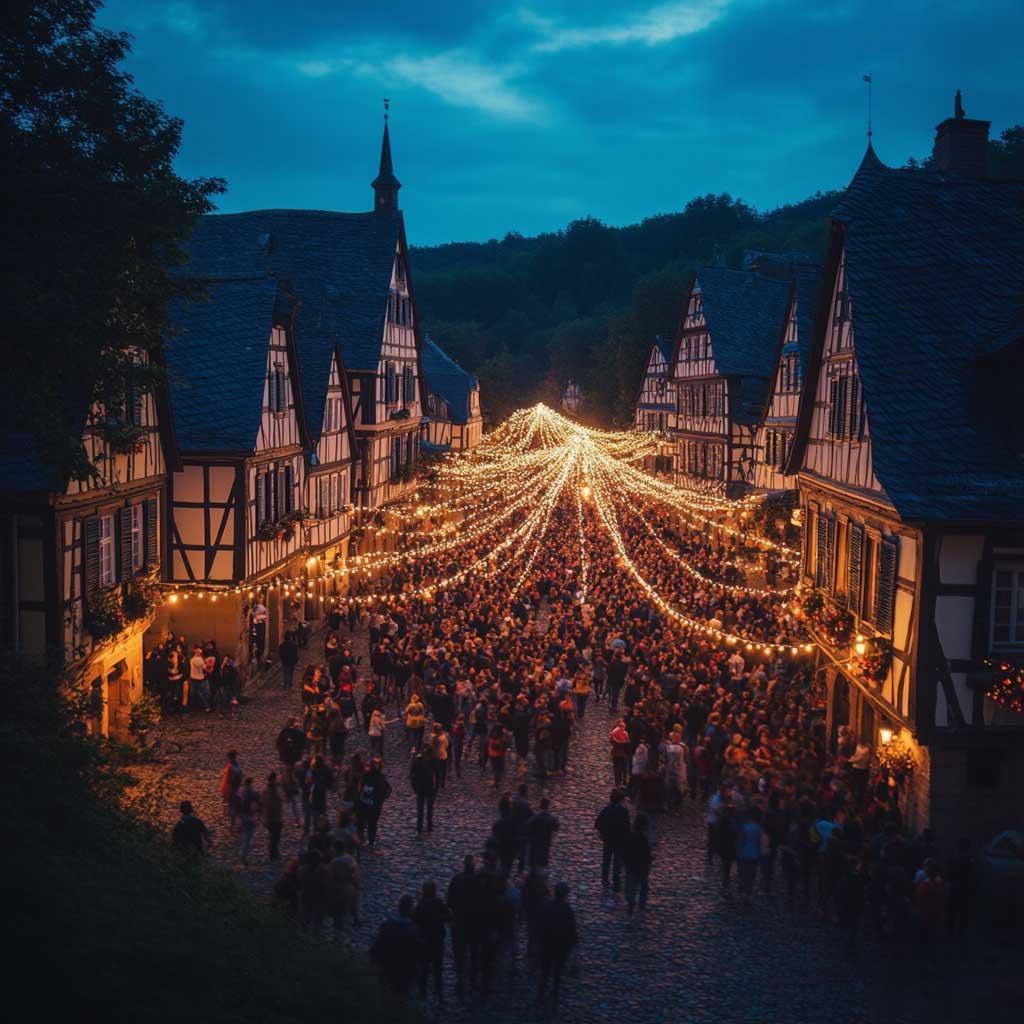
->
xmin=134 ymin=618 xmax=987 ymax=1024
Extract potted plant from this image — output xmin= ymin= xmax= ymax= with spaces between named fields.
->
xmin=88 ymin=588 xmax=126 ymax=641
xmin=129 ymin=690 xmax=162 ymax=748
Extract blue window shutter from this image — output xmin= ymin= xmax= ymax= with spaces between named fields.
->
xmin=255 ymin=474 xmax=265 ymax=524
xmin=848 ymin=522 xmax=864 ymax=613
xmin=284 ymin=464 xmax=294 ymax=513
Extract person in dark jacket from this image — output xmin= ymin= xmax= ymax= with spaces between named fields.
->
xmin=413 ymin=880 xmax=450 ymax=1005
xmin=526 ymin=798 xmax=559 ymax=869
xmin=356 ymin=759 xmax=392 ymax=847
xmin=278 ymin=632 xmax=299 ymax=690
xmin=410 ymin=745 xmax=439 ymax=834
xmin=491 ymin=794 xmax=520 ymax=877
xmin=622 ymin=813 xmax=654 ymax=913
xmin=595 ymin=788 xmax=631 ymax=891
xmin=446 ymin=855 xmax=479 ymax=999
xmin=370 ymin=894 xmax=420 ymax=996
xmin=537 ymin=882 xmax=578 ymax=1006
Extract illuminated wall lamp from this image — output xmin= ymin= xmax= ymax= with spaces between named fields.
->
xmin=879 ymin=726 xmax=894 ymax=746
xmin=854 ymin=634 xmax=867 ymax=656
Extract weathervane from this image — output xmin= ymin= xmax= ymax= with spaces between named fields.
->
xmin=384 ymin=97 xmax=390 ymax=122
xmin=863 ymin=73 xmax=872 ymax=140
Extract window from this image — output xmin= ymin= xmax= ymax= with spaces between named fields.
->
xmin=99 ymin=515 xmax=115 ymax=587
xmin=385 ymin=362 xmax=396 ymax=405
xmin=130 ymin=504 xmax=144 ymax=573
xmin=269 ymin=364 xmax=286 ymax=413
xmin=324 ymin=397 xmax=342 ymax=433
xmin=390 ymin=435 xmax=402 ymax=479
xmin=828 ymin=372 xmax=861 ymax=441
xmin=992 ymin=565 xmax=1024 ymax=647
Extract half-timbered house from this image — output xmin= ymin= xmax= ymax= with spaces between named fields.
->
xmin=670 ymin=268 xmax=790 ymax=496
xmin=0 ymin=360 xmax=173 ymax=737
xmin=158 ymin=276 xmax=312 ymax=663
xmin=421 ymin=336 xmax=483 ymax=451
xmin=179 ymin=118 xmax=424 ymax=522
xmin=635 ymin=336 xmax=677 ymax=479
xmin=789 ymin=104 xmax=1024 ymax=841
xmin=635 ymin=336 xmax=677 ymax=434
xmin=752 ymin=264 xmax=821 ymax=492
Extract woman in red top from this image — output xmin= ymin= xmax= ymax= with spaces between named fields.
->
xmin=610 ymin=721 xmax=631 ymax=787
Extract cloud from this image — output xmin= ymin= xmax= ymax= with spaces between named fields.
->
xmin=385 ymin=52 xmax=540 ymax=119
xmin=522 ymin=1 xmax=731 ymax=52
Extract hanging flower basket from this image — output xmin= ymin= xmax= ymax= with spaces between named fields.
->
xmin=101 ymin=422 xmax=148 ymax=455
xmin=88 ymin=588 xmax=126 ymax=642
xmin=856 ymin=637 xmax=892 ymax=688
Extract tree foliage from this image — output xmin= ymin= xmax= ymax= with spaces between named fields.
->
xmin=414 ymin=124 xmax=1023 ymax=428
xmin=411 ymin=192 xmax=836 ymax=426
xmin=0 ymin=0 xmax=224 ymax=483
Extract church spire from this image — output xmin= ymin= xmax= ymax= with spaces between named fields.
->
xmin=371 ymin=99 xmax=401 ymax=216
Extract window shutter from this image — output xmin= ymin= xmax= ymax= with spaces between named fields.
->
xmin=144 ymin=497 xmax=158 ymax=567
xmin=131 ymin=386 xmax=144 ymax=427
xmin=284 ymin=464 xmax=294 ymax=513
xmin=849 ymin=376 xmax=861 ymax=440
xmin=118 ymin=508 xmax=132 ymax=580
xmin=255 ymin=474 xmax=266 ymax=524
xmin=875 ymin=536 xmax=898 ymax=634
xmin=84 ymin=517 xmax=101 ymax=597
xmin=386 ymin=363 xmax=395 ymax=405
xmin=815 ymin=513 xmax=829 ymax=589
xmin=825 ymin=515 xmax=836 ymax=591
xmin=848 ymin=522 xmax=864 ymax=614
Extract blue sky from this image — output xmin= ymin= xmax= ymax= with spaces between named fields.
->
xmin=99 ymin=0 xmax=1024 ymax=246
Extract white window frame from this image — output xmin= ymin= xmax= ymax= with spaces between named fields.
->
xmin=130 ymin=504 xmax=144 ymax=572
xmin=991 ymin=563 xmax=1024 ymax=648
xmin=99 ymin=515 xmax=115 ymax=587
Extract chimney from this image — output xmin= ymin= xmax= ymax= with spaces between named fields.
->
xmin=932 ymin=90 xmax=990 ymax=177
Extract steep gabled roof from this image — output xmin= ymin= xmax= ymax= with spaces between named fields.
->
xmin=803 ymin=165 xmax=1024 ymax=521
xmin=166 ymin=276 xmax=280 ymax=452
xmin=182 ymin=209 xmax=402 ymax=449
xmin=790 ymin=264 xmax=822 ymax=370
xmin=689 ymin=267 xmax=792 ymax=423
xmin=655 ymin=334 xmax=674 ymax=367
xmin=422 ymin=335 xmax=478 ymax=424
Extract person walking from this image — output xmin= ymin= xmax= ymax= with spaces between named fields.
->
xmin=327 ymin=840 xmax=361 ymax=951
xmin=610 ymin=720 xmax=631 ymax=787
xmin=238 ymin=776 xmax=260 ymax=865
xmin=431 ymin=722 xmax=450 ymax=788
xmin=451 ymin=713 xmax=467 ymax=778
xmin=527 ymin=798 xmax=560 ymax=870
xmin=736 ymin=808 xmax=763 ymax=906
xmin=370 ymin=894 xmax=420 ymax=997
xmin=487 ymin=725 xmax=507 ymax=788
xmin=572 ymin=669 xmax=592 ymax=718
xmin=171 ymin=800 xmax=209 ymax=856
xmin=219 ymin=749 xmax=243 ymax=830
xmin=261 ymin=771 xmax=284 ymax=861
xmin=447 ymin=855 xmax=479 ymax=1001
xmin=413 ymin=880 xmax=450 ymax=1006
xmin=278 ymin=631 xmax=299 ymax=690
xmin=410 ymin=745 xmax=439 ymax=834
xmin=537 ymin=882 xmax=578 ymax=1007
xmin=356 ymin=758 xmax=392 ymax=847
xmin=595 ymin=788 xmax=630 ymax=892
xmin=622 ymin=812 xmax=654 ymax=914
xmin=275 ymin=718 xmax=305 ymax=822
xmin=405 ymin=693 xmax=427 ymax=752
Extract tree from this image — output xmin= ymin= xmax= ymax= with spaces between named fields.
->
xmin=0 ymin=0 xmax=224 ymax=483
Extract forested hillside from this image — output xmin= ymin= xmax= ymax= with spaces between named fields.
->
xmin=410 ymin=127 xmax=1023 ymax=427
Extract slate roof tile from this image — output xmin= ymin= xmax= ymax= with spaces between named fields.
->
xmin=696 ymin=267 xmax=792 ymax=423
xmin=422 ymin=335 xmax=478 ymax=424
xmin=829 ymin=165 xmax=1024 ymax=521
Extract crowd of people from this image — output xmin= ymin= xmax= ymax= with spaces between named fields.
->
xmin=169 ymin=483 xmax=975 ymax=1007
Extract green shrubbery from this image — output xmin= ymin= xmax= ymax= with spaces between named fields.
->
xmin=0 ymin=657 xmax=413 ymax=1024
